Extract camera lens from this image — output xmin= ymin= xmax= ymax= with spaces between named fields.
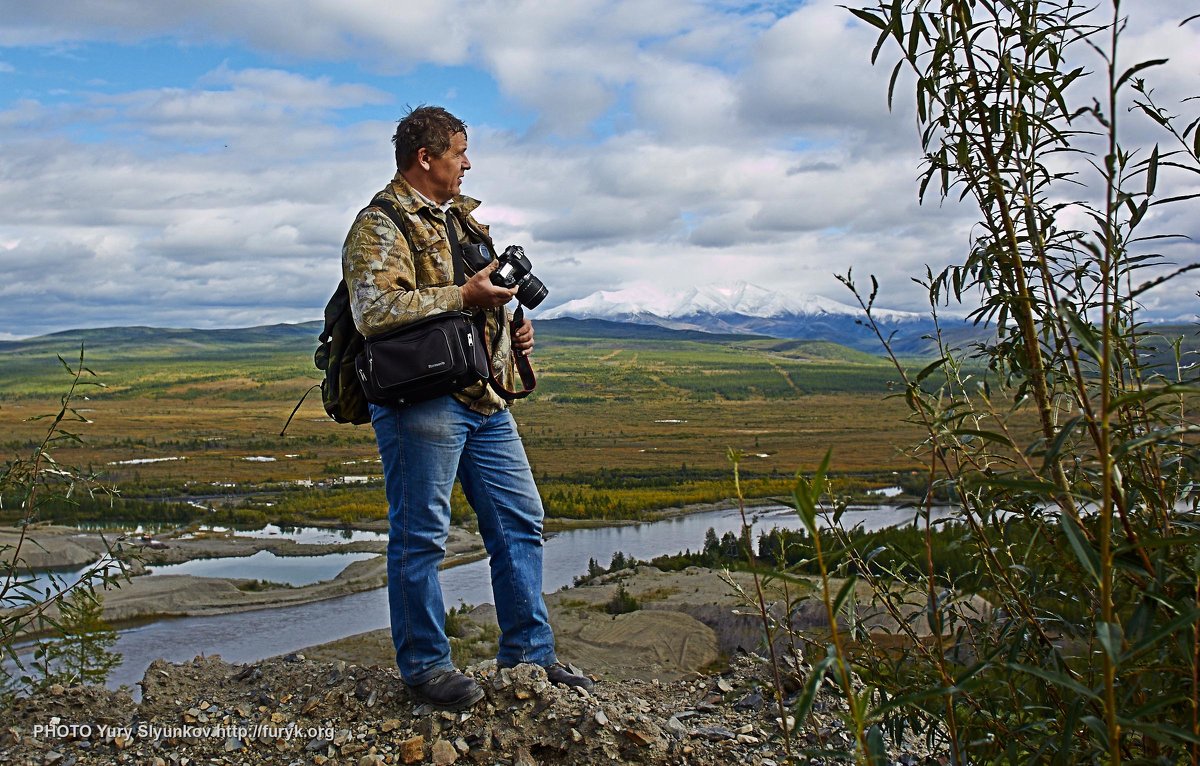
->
xmin=516 ymin=274 xmax=548 ymax=309
xmin=460 ymin=243 xmax=492 ymax=274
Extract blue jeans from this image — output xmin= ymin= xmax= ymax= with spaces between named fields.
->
xmin=370 ymin=396 xmax=557 ymax=684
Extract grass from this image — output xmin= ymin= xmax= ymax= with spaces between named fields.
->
xmin=0 ymin=319 xmax=931 ymax=524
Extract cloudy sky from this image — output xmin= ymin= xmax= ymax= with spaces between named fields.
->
xmin=0 ymin=0 xmax=1196 ymax=338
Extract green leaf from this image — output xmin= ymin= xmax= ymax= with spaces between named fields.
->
xmin=1123 ymin=609 xmax=1200 ymax=663
xmin=1124 ymin=721 xmax=1200 ymax=746
xmin=951 ymin=428 xmax=1015 ymax=448
xmin=1006 ymin=662 xmax=1099 ymax=701
xmin=1109 ymin=384 xmax=1200 ymax=410
xmin=1116 ymin=58 xmax=1168 ymax=89
xmin=1145 ymin=144 xmax=1159 ymax=196
xmin=1059 ymin=510 xmax=1100 ymax=584
xmin=865 ymin=724 xmax=887 ymax=766
xmin=1061 ymin=303 xmax=1102 ymax=361
xmin=1113 ymin=425 xmax=1200 ymax=458
xmin=832 ymin=574 xmax=858 ymax=617
xmin=792 ymin=653 xmax=837 ymax=726
xmin=847 ymin=7 xmax=887 ymax=30
xmin=974 ymin=476 xmax=1060 ymax=494
xmin=1043 ymin=415 xmax=1085 ymax=467
xmin=1096 ymin=621 xmax=1123 ymax=665
xmin=914 ymin=356 xmax=947 ymax=383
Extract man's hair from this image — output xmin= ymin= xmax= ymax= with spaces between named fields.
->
xmin=392 ymin=106 xmax=468 ymax=171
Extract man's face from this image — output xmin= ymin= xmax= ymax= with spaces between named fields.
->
xmin=424 ymin=132 xmax=470 ymax=204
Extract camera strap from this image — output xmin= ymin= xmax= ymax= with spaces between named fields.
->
xmin=490 ymin=306 xmax=537 ymax=401
xmin=445 ymin=211 xmax=467 ymax=287
xmin=447 ymin=210 xmax=536 ymax=402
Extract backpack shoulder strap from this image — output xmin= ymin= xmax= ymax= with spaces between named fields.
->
xmin=365 ymin=194 xmax=418 ymax=256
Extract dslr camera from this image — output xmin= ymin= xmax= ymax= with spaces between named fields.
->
xmin=461 ymin=243 xmax=548 ymax=309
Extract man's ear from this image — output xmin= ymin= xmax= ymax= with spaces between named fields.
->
xmin=415 ymin=147 xmax=431 ymax=171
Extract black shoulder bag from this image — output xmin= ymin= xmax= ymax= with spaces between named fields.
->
xmin=355 ymin=208 xmax=536 ymax=406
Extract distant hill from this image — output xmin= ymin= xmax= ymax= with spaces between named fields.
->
xmin=534 ymin=317 xmax=765 ymax=343
xmin=0 ymin=316 xmax=892 ymax=399
xmin=0 ymin=323 xmax=320 ymax=358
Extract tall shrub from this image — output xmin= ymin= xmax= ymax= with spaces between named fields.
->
xmin=1 ymin=349 xmax=129 ymax=697
xmin=802 ymin=1 xmax=1200 ymax=763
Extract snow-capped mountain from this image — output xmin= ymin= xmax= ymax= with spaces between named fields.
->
xmin=541 ymin=282 xmax=922 ymax=322
xmin=538 ymin=282 xmax=932 ymax=351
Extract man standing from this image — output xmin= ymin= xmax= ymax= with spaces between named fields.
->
xmin=342 ymin=106 xmax=592 ymax=711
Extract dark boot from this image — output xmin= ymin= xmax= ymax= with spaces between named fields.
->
xmin=545 ymin=662 xmax=595 ymax=691
xmin=407 ymin=669 xmax=484 ymax=711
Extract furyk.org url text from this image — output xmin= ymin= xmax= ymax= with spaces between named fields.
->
xmin=33 ymin=720 xmax=334 ymax=742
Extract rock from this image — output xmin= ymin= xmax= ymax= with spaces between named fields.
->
xmin=734 ymin=690 xmax=764 ymax=710
xmin=623 ymin=729 xmax=656 ymax=747
xmin=431 ymin=738 xmax=458 ymax=764
xmin=398 ymin=734 xmax=424 ymax=764
xmin=305 ymin=737 xmax=331 ymax=752
xmin=0 ymin=627 xmax=944 ymax=766
xmin=665 ymin=716 xmax=689 ymax=738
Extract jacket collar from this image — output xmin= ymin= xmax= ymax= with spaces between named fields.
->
xmin=388 ymin=172 xmax=482 ymax=217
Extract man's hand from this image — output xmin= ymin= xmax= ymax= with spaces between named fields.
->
xmin=512 ymin=317 xmax=535 ymax=357
xmin=461 ymin=261 xmax=517 ymax=308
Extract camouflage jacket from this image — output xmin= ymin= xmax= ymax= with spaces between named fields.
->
xmin=341 ymin=172 xmax=516 ymax=415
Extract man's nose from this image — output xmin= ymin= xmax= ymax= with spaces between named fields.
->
xmin=462 ymin=154 xmax=471 ymax=170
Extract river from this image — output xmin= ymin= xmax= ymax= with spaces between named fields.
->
xmin=99 ymin=502 xmax=945 ymax=691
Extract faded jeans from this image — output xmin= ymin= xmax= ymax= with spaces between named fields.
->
xmin=369 ymin=396 xmax=557 ymax=684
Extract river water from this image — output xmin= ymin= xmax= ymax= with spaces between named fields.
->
xmin=98 ymin=502 xmax=946 ymax=690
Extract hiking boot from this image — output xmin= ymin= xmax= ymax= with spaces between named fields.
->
xmin=407 ymin=669 xmax=484 ymax=711
xmin=545 ymin=662 xmax=595 ymax=691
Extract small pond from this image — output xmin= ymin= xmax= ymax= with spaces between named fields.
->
xmin=145 ymin=550 xmax=379 ymax=586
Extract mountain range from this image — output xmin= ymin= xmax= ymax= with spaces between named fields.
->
xmin=538 ymin=282 xmax=936 ymax=353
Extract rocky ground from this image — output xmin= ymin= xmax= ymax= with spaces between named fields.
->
xmin=0 ymin=652 xmax=941 ymax=765
xmin=1 ymin=563 xmax=953 ymax=764
xmin=2 ymin=522 xmax=955 ymax=764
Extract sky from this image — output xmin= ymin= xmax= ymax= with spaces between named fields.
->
xmin=0 ymin=0 xmax=1197 ymax=339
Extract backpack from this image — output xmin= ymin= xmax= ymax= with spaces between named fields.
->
xmin=315 ymin=279 xmax=369 ymax=424
xmin=280 ymin=195 xmax=415 ymax=435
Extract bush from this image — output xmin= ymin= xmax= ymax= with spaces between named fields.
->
xmin=779 ymin=2 xmax=1200 ymax=763
xmin=604 ymin=584 xmax=640 ymax=615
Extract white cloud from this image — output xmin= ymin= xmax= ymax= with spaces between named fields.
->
xmin=0 ymin=0 xmax=1196 ymax=337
